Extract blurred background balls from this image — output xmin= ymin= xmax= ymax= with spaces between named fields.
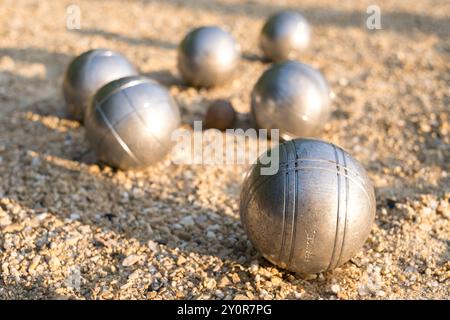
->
xmin=260 ymin=10 xmax=311 ymax=62
xmin=84 ymin=76 xmax=180 ymax=170
xmin=251 ymin=61 xmax=332 ymax=140
xmin=240 ymin=138 xmax=376 ymax=274
xmin=63 ymin=49 xmax=138 ymax=121
xmin=204 ymin=100 xmax=237 ymax=130
xmin=177 ymin=26 xmax=241 ymax=87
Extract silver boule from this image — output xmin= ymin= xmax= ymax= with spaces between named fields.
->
xmin=63 ymin=49 xmax=138 ymax=121
xmin=251 ymin=61 xmax=332 ymax=140
xmin=240 ymin=138 xmax=376 ymax=274
xmin=260 ymin=10 xmax=311 ymax=61
xmin=177 ymin=26 xmax=241 ymax=87
xmin=84 ymin=76 xmax=180 ymax=170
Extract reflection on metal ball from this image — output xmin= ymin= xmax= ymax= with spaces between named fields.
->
xmin=84 ymin=76 xmax=180 ymax=170
xmin=177 ymin=26 xmax=241 ymax=87
xmin=63 ymin=49 xmax=138 ymax=121
xmin=260 ymin=10 xmax=311 ymax=62
xmin=240 ymin=138 xmax=376 ymax=274
xmin=251 ymin=61 xmax=332 ymax=140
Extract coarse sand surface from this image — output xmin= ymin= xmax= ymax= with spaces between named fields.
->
xmin=0 ymin=0 xmax=448 ymax=299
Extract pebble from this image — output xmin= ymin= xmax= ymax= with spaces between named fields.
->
xmin=180 ymin=216 xmax=195 ymax=227
xmin=358 ymin=284 xmax=370 ymax=296
xmin=206 ymin=231 xmax=216 ymax=239
xmin=231 ymin=273 xmax=241 ymax=284
xmin=65 ymin=236 xmax=80 ymax=246
xmin=176 ymin=256 xmax=187 ymax=266
xmin=303 ymin=274 xmax=318 ymax=280
xmin=36 ymin=213 xmax=47 ymax=221
xmin=0 ymin=215 xmax=11 ymax=227
xmin=147 ymin=240 xmax=159 ymax=253
xmin=215 ymin=290 xmax=225 ymax=299
xmin=69 ymin=213 xmax=80 ymax=221
xmin=128 ymin=270 xmax=141 ymax=281
xmin=3 ymin=223 xmax=23 ymax=233
xmin=204 ymin=278 xmax=216 ymax=290
xmin=28 ymin=255 xmax=41 ymax=272
xmin=338 ymin=77 xmax=349 ymax=86
xmin=49 ymin=257 xmax=61 ymax=270
xmin=31 ymin=156 xmax=41 ymax=166
xmin=270 ymin=276 xmax=282 ymax=286
xmin=218 ymin=276 xmax=230 ymax=288
xmin=376 ymin=290 xmax=386 ymax=297
xmin=122 ymin=255 xmax=143 ymax=267
xmin=331 ymin=284 xmax=340 ymax=294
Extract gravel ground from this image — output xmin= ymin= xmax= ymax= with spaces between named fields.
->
xmin=0 ymin=0 xmax=449 ymax=300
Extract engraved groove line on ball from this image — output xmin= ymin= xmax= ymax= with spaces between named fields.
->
xmin=279 ymin=157 xmax=367 ymax=187
xmin=287 ymin=140 xmax=299 ymax=268
xmin=92 ymin=103 xmax=142 ymax=157
xmin=95 ymin=79 xmax=155 ymax=108
xmin=91 ymin=79 xmax=169 ymax=160
xmin=277 ymin=166 xmax=372 ymax=205
xmin=121 ymin=88 xmax=165 ymax=149
xmin=283 ymin=140 xmax=294 ymax=265
xmin=95 ymin=104 xmax=143 ymax=166
xmin=93 ymin=105 xmax=135 ymax=153
xmin=327 ymin=145 xmax=342 ymax=271
xmin=278 ymin=144 xmax=288 ymax=263
xmin=335 ymin=147 xmax=350 ymax=268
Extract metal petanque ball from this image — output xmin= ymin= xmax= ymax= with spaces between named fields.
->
xmin=260 ymin=10 xmax=311 ymax=62
xmin=177 ymin=26 xmax=241 ymax=87
xmin=240 ymin=138 xmax=376 ymax=274
xmin=63 ymin=49 xmax=138 ymax=121
xmin=84 ymin=76 xmax=180 ymax=170
xmin=251 ymin=61 xmax=332 ymax=140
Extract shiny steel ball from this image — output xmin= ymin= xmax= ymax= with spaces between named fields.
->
xmin=84 ymin=76 xmax=180 ymax=170
xmin=63 ymin=49 xmax=138 ymax=121
xmin=177 ymin=26 xmax=241 ymax=87
xmin=240 ymin=138 xmax=376 ymax=274
xmin=205 ymin=100 xmax=237 ymax=130
xmin=260 ymin=10 xmax=311 ymax=61
xmin=251 ymin=61 xmax=332 ymax=140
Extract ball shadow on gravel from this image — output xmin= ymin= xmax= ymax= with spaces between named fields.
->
xmin=70 ymin=28 xmax=177 ymax=51
xmin=0 ymin=48 xmax=72 ymax=120
xmin=1 ymin=101 xmax=255 ymax=262
xmin=142 ymin=0 xmax=450 ymax=39
xmin=0 ymin=122 xmax=260 ymax=298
